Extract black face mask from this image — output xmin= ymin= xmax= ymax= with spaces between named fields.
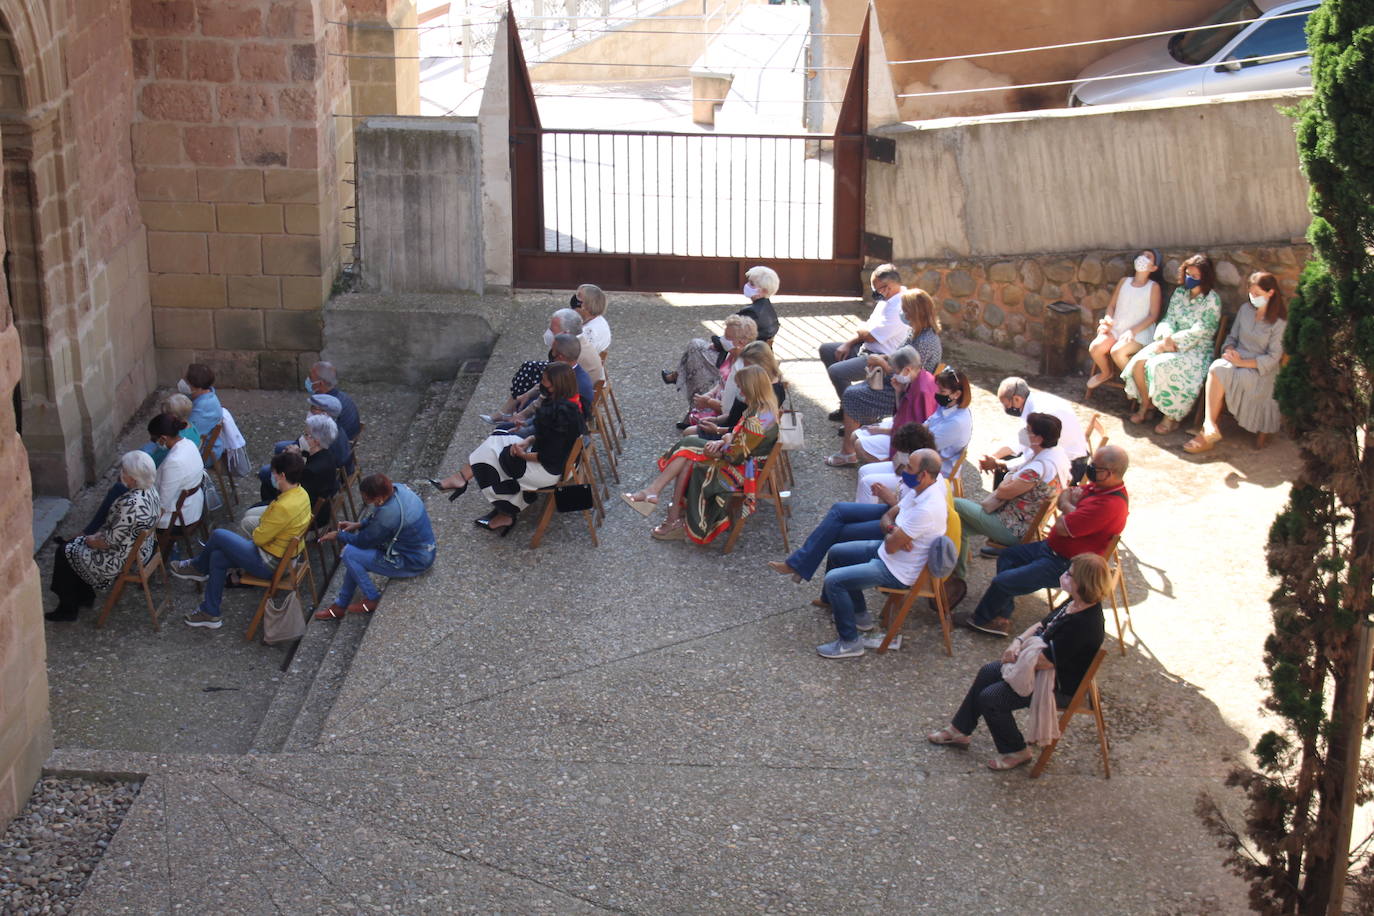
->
xmin=1004 ymin=404 xmax=1023 ymax=417
xmin=569 ymin=293 xmax=582 ymax=309
xmin=1084 ymin=463 xmax=1103 ymax=482
xmin=871 ymin=289 xmax=884 ymax=302
xmin=934 ymin=393 xmax=953 ymax=407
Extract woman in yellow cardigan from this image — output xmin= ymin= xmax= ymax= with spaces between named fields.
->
xmin=170 ymin=451 xmax=312 ymax=630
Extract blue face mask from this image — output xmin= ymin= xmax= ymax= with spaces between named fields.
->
xmin=304 ymin=377 xmax=316 ymax=395
xmin=900 ymin=471 xmax=921 ymax=488
xmin=1183 ymin=275 xmax=1200 ymax=290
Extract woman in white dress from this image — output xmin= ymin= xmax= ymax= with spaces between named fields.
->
xmin=1085 ymin=248 xmax=1163 ymax=390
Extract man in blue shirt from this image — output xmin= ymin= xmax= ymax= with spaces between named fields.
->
xmin=306 ymin=361 xmax=360 ymax=445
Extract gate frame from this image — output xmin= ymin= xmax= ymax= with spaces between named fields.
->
xmin=508 ymin=11 xmax=872 ymax=296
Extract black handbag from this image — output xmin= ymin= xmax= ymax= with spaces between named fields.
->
xmin=554 ymin=484 xmax=594 ymax=513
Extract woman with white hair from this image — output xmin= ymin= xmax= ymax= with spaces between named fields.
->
xmin=660 ymin=265 xmax=781 ymax=398
xmin=246 ymin=413 xmax=340 ymax=533
xmin=47 ymin=451 xmax=162 ymax=622
xmin=544 ymin=284 xmax=612 ymax=354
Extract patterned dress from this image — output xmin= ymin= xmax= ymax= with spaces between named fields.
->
xmin=658 ymin=412 xmax=779 ymax=545
xmin=1122 ymin=288 xmax=1221 ymax=421
xmin=66 ymin=488 xmax=161 ymax=589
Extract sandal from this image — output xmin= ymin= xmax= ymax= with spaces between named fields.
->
xmin=651 ymin=519 xmax=685 ymax=541
xmin=1084 ymin=372 xmax=1108 ymax=391
xmin=621 ymin=491 xmax=659 ymax=517
xmin=824 ymin=452 xmax=858 ymax=468
xmin=987 ymin=751 xmax=1033 ymax=771
xmin=313 ymin=604 xmax=348 ymax=621
xmin=1127 ymin=409 xmax=1150 ymax=425
xmin=1183 ymin=428 xmax=1222 ymax=453
xmin=927 ymin=727 xmax=970 ymax=748
xmin=1153 ymin=417 xmax=1180 ymax=435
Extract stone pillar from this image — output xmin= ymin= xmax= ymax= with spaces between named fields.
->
xmin=132 ymin=0 xmax=349 ymax=389
xmin=346 ymin=0 xmax=421 ymax=118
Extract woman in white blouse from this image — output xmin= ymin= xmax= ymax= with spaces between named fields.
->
xmin=149 ymin=412 xmax=204 ymax=533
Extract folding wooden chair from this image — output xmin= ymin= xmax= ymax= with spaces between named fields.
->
xmin=338 ymin=425 xmax=365 ymax=521
xmin=721 ymin=440 xmax=790 ymax=554
xmin=199 ymin=423 xmax=238 ymax=512
xmin=241 ymin=533 xmax=317 ymax=642
xmin=988 ymin=492 xmax=1058 ymax=551
xmin=875 ymin=567 xmax=953 ymax=657
xmin=95 ymin=528 xmax=169 ymax=632
xmin=528 ymin=437 xmax=601 ymax=549
xmin=588 ymin=381 xmax=621 ymax=481
xmin=158 ymin=482 xmax=210 ymax=561
xmin=598 ymin=351 xmax=627 ymax=441
xmin=1030 ymin=648 xmax=1110 ymax=779
xmin=306 ymin=492 xmax=347 ymax=585
xmin=1085 ymin=412 xmax=1110 ymax=453
xmin=1040 ymin=533 xmax=1133 ymax=655
xmin=949 ymin=447 xmax=969 ymax=498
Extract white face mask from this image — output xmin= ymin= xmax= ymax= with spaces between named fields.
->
xmin=177 ymin=378 xmax=193 ymax=396
xmin=1249 ymin=292 xmax=1269 ymax=308
xmin=891 ymin=371 xmax=912 ymax=387
xmin=891 ymin=451 xmax=910 ymax=473
xmin=742 ymin=282 xmax=760 ymax=298
xmin=1133 ymin=256 xmax=1152 ymax=273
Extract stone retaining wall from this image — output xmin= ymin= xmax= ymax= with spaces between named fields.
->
xmin=895 ymin=243 xmax=1310 ymax=368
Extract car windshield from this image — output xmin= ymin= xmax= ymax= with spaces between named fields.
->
xmin=1169 ymin=0 xmax=1264 ymax=65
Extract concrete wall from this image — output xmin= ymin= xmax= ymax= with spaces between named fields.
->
xmin=355 ymin=117 xmax=484 ymax=293
xmin=822 ymin=0 xmax=1230 ymax=126
xmin=867 ymin=91 xmax=1312 ymax=262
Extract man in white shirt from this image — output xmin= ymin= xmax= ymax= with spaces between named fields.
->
xmin=818 ymin=263 xmax=910 ymax=419
xmin=978 ymin=376 xmax=1089 ymax=483
xmin=815 ymin=449 xmax=948 ymax=659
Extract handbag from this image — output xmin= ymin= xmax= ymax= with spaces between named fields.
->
xmin=865 ymin=365 xmax=886 ymax=390
xmin=778 ymin=410 xmax=804 ymax=451
xmin=262 ymin=588 xmax=305 ymax=644
xmin=554 ymin=484 xmax=595 ymax=513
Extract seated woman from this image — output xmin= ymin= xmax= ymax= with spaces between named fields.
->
xmin=1085 ymin=249 xmax=1162 ymax=390
xmin=1184 ymin=271 xmax=1287 ymax=453
xmin=83 ymin=395 xmax=202 ymax=536
xmin=900 ymin=288 xmax=943 ymax=373
xmin=150 ymin=413 xmax=205 ymax=550
xmin=947 ymin=412 xmax=1069 ymax=608
xmin=544 ymin=284 xmax=612 ymax=355
xmin=315 ymin=473 xmax=436 ymax=619
xmin=246 ymin=413 xmax=340 ymax=533
xmin=432 ymin=361 xmax=586 ymax=536
xmin=171 ymin=451 xmax=312 ymax=630
xmin=827 ymin=346 xmax=927 ymax=467
xmin=623 ymin=365 xmax=779 ymax=544
xmin=1122 ymin=254 xmax=1222 ymax=434
xmin=661 ymin=302 xmax=763 ymax=420
xmin=689 ymin=341 xmax=786 ymax=440
xmin=493 ymin=308 xmax=603 ymax=423
xmin=923 ymin=366 xmax=974 ymax=477
xmin=678 ymin=314 xmax=758 ymax=430
xmin=179 ymin=362 xmax=225 ymax=462
xmin=661 ymin=266 xmax=779 ymax=392
xmin=48 ymin=452 xmax=161 ymax=623
xmin=928 ymin=552 xmax=1110 ymax=771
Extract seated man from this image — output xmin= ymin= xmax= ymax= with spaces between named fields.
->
xmin=496 ymin=333 xmax=595 ymax=433
xmin=314 ymin=473 xmax=436 ymax=618
xmin=171 ymin=451 xmax=312 ymax=630
xmin=947 ymin=412 xmax=1070 ymax=608
xmin=818 ymin=263 xmax=910 ymax=420
xmin=258 ymin=394 xmax=352 ymax=494
xmin=305 ymin=361 xmax=361 ymax=448
xmin=179 ymin=362 xmax=225 ymax=462
xmin=979 ymin=376 xmax=1089 ymax=484
xmin=955 ymin=444 xmax=1130 ymax=637
xmin=814 ymin=449 xmax=948 ymax=659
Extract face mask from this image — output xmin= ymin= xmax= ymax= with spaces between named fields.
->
xmin=1249 ymin=292 xmax=1269 ymax=308
xmin=871 ymin=288 xmax=884 ymax=302
xmin=1084 ymin=462 xmax=1101 ymax=482
xmin=900 ymin=471 xmax=921 ymax=488
xmin=742 ymin=282 xmax=760 ymax=298
xmin=1004 ymin=404 xmax=1022 ymax=417
xmin=303 ymin=377 xmax=316 ymax=395
xmin=569 ymin=293 xmax=582 ymax=309
xmin=891 ymin=372 xmax=911 ymax=388
xmin=1133 ymin=256 xmax=1152 ymax=273
xmin=934 ymin=393 xmax=953 ymax=407
xmin=177 ymin=378 xmax=193 ymax=396
xmin=1184 ymin=275 xmax=1201 ymax=290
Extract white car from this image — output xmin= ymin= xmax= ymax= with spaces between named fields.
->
xmin=1068 ymin=0 xmax=1316 ymax=107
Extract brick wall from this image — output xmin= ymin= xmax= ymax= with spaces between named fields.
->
xmin=133 ymin=0 xmax=349 ymax=389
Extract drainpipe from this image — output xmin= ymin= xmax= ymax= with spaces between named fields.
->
xmin=805 ymin=0 xmax=822 ymax=132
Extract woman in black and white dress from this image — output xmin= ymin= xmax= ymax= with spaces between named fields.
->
xmin=48 ymin=451 xmax=161 ymax=622
xmin=432 ymin=362 xmax=586 ymax=536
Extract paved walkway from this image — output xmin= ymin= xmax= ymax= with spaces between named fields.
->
xmin=55 ymin=292 xmax=1291 ymax=913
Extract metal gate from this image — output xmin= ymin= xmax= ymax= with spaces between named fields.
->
xmin=508 ymin=15 xmax=873 ymax=295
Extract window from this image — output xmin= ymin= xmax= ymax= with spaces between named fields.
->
xmin=1170 ymin=0 xmax=1262 ymax=65
xmin=1229 ymin=8 xmax=1314 ymax=67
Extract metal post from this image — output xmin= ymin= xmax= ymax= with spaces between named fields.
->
xmin=533 ymin=0 xmax=544 ymax=48
xmin=805 ymin=0 xmax=824 ymax=132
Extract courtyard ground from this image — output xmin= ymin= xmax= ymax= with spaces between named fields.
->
xmin=37 ymin=291 xmax=1293 ymax=913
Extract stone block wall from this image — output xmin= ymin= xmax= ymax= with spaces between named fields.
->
xmin=132 ymin=0 xmax=350 ymax=389
xmin=896 ymin=243 xmax=1310 ymax=370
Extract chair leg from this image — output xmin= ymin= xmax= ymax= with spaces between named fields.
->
xmin=769 ymin=485 xmax=790 ymax=552
xmin=581 ymin=464 xmax=605 ymax=524
xmin=721 ymin=503 xmax=747 ymax=555
xmin=139 ymin=573 xmax=163 ymax=632
xmin=245 ymin=589 xmax=271 ymax=642
xmin=302 ymin=559 xmax=318 ymax=607
xmin=597 ymin=426 xmax=620 ymax=480
xmin=934 ymin=580 xmax=953 ymax=657
xmin=1030 ymin=699 xmax=1082 ymax=779
xmin=605 ymin=383 xmax=627 ymax=440
xmin=96 ymin=579 xmax=127 ymax=629
xmin=528 ymin=493 xmax=558 ymax=549
xmin=1090 ymin=684 xmax=1111 ymax=778
xmin=877 ymin=590 xmax=921 ymax=654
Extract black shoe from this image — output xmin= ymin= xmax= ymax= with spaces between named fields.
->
xmin=661 ymin=370 xmax=677 ymax=385
xmin=473 ymin=511 xmax=497 ymax=528
xmin=45 ymin=606 xmax=79 ymax=622
xmin=427 ymin=477 xmax=468 ymax=501
xmin=827 ymin=408 xmax=844 ymax=422
xmin=476 ymin=514 xmax=518 ymax=537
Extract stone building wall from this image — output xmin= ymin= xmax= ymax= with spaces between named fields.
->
xmin=898 ymin=243 xmax=1310 ymax=371
xmin=132 ymin=0 xmax=351 ymax=389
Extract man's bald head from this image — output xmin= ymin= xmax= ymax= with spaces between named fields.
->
xmin=1092 ymin=445 xmax=1129 ymax=484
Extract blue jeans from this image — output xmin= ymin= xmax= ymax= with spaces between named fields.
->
xmin=191 ymin=529 xmax=276 ymax=618
xmin=335 ymin=544 xmax=434 ymax=606
xmin=969 ymin=540 xmax=1070 ymax=625
xmin=786 ymin=502 xmax=886 ymax=580
xmin=821 ymin=540 xmax=904 ymax=642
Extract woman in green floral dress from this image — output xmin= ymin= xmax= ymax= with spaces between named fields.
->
xmin=1122 ymin=254 xmax=1222 ymax=434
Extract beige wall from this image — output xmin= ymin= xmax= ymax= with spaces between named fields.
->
xmin=867 ymin=91 xmax=1312 ymax=263
xmin=823 ymin=0 xmax=1231 ymax=124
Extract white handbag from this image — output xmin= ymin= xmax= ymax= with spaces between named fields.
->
xmin=778 ymin=410 xmax=804 ymax=451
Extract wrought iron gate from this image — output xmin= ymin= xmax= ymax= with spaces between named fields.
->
xmin=508 ymin=15 xmax=872 ymax=295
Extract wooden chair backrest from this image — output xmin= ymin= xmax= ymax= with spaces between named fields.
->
xmin=1022 ymin=493 xmax=1058 ymax=544
xmin=263 ymin=533 xmax=308 ymax=588
xmin=559 ymin=436 xmax=586 ymax=483
xmin=950 ymin=447 xmax=968 ymax=480
xmin=199 ymin=422 xmax=223 ymax=464
xmin=170 ymin=481 xmax=204 ymax=528
xmin=1065 ymin=648 xmax=1108 ymax=711
xmin=118 ymin=527 xmax=158 ymax=579
xmin=1085 ymin=413 xmax=1109 ymax=453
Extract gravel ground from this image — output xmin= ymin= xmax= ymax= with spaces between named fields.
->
xmin=0 ymin=777 xmax=140 ymax=914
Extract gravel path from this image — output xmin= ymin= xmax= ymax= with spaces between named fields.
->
xmin=0 ymin=777 xmax=140 ymax=914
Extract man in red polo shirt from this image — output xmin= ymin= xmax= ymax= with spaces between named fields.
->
xmin=955 ymin=445 xmax=1130 ymax=637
